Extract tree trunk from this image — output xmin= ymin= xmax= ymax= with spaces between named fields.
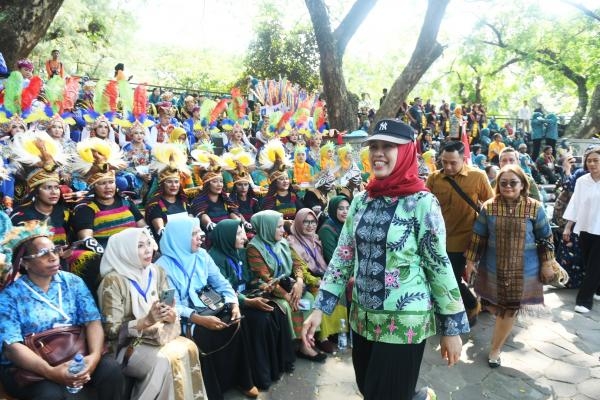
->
xmin=577 ymin=84 xmax=600 ymax=138
xmin=305 ymin=0 xmax=376 ymax=131
xmin=0 ymin=0 xmax=64 ymax=69
xmin=565 ymin=78 xmax=589 ymax=137
xmin=374 ymin=0 xmax=449 ymax=127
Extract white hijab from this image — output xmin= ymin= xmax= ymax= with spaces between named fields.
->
xmin=99 ymin=228 xmax=159 ymax=318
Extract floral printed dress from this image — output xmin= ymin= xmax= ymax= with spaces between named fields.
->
xmin=315 ymin=191 xmax=470 ymax=344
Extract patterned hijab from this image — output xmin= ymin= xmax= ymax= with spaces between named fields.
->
xmin=289 ymin=208 xmax=327 ymax=275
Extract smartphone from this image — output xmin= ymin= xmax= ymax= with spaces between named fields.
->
xmin=226 ymin=315 xmax=245 ymax=326
xmin=298 ymin=299 xmax=311 ymax=311
xmin=159 ymin=288 xmax=176 ymax=306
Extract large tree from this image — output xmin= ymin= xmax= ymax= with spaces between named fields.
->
xmin=0 ymin=0 xmax=65 ymax=69
xmin=305 ymin=0 xmax=376 ymax=131
xmin=375 ymin=0 xmax=449 ymax=125
xmin=471 ymin=1 xmax=600 ymax=138
xmin=245 ymin=2 xmax=320 ymax=91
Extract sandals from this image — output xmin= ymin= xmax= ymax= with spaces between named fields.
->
xmin=488 ymin=356 xmax=501 ymax=368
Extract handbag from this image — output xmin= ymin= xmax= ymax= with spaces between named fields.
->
xmin=120 ymin=319 xmax=182 ymax=368
xmin=540 ymin=259 xmax=570 ymax=287
xmin=13 ymin=325 xmax=88 ymax=386
xmin=140 ymin=320 xmax=182 ymax=346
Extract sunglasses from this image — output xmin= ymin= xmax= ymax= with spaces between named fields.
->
xmin=499 ymin=180 xmax=521 ymax=188
xmin=22 ymin=246 xmax=63 ymax=260
xmin=303 ymin=220 xmax=318 ymax=226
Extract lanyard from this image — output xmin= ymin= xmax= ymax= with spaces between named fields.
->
xmin=265 ymin=244 xmax=282 ymax=269
xmin=128 ymin=269 xmax=153 ymax=302
xmin=300 ymin=242 xmax=318 ymax=263
xmin=22 ymin=280 xmax=71 ymax=323
xmin=226 ymin=257 xmax=243 ymax=280
xmin=166 ymin=255 xmax=194 ymax=297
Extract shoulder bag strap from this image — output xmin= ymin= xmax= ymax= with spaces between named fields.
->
xmin=443 ymin=176 xmax=480 ymax=213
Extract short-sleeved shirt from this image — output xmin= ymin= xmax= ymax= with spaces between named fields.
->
xmin=0 ymin=271 xmax=101 ymax=364
xmin=72 ymin=197 xmax=143 ymax=247
xmin=11 ymin=203 xmax=70 ymax=245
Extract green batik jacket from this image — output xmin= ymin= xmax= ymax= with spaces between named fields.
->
xmin=314 ymin=190 xmax=470 ymax=344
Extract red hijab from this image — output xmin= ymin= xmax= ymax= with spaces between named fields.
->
xmin=365 ymin=141 xmax=428 ymax=198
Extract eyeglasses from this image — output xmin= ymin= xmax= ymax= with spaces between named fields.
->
xmin=499 ymin=180 xmax=521 ymax=188
xmin=303 ymin=220 xmax=318 ymax=227
xmin=22 ymin=246 xmax=63 ymax=260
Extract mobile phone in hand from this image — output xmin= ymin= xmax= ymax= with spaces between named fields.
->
xmin=226 ymin=315 xmax=245 ymax=326
xmin=160 ymin=288 xmax=176 ymax=306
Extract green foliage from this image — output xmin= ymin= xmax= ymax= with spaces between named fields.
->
xmin=29 ymin=0 xmax=137 ymax=78
xmin=244 ymin=2 xmax=320 ymax=91
xmin=442 ymin=0 xmax=600 ymax=116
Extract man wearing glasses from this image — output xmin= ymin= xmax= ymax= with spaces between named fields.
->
xmin=426 ymin=140 xmax=494 ymax=327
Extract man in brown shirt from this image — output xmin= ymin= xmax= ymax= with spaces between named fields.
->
xmin=426 ymin=140 xmax=494 ymax=325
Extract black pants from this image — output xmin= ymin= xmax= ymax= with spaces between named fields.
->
xmin=0 ymin=354 xmax=124 ymax=400
xmin=576 ymin=232 xmax=600 ymax=309
xmin=192 ymin=320 xmax=255 ymax=400
xmin=447 ymin=252 xmax=478 ymax=310
xmin=352 ymin=331 xmax=426 ymax=400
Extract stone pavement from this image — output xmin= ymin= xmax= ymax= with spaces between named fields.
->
xmin=225 ymin=288 xmax=600 ymax=400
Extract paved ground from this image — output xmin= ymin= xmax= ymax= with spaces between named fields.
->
xmin=225 ymin=287 xmax=600 ymax=400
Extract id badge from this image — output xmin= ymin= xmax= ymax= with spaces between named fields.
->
xmin=52 ymin=323 xmax=72 ymax=328
xmin=237 ymin=283 xmax=246 ymax=293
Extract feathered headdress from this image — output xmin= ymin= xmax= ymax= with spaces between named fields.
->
xmin=1 ymin=220 xmax=52 ymax=289
xmin=150 ymin=143 xmax=191 ymax=183
xmin=115 ymin=84 xmax=154 ymax=129
xmin=259 ymin=139 xmax=291 ymax=181
xmin=1 ymin=71 xmax=44 ymax=124
xmin=12 ymin=131 xmax=67 ymax=189
xmin=74 ymin=138 xmax=125 ymax=186
xmin=200 ymin=156 xmax=224 ymax=184
xmin=222 ymin=148 xmax=254 ymax=185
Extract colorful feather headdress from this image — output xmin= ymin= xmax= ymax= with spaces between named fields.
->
xmin=222 ymin=148 xmax=254 ymax=185
xmin=1 ymin=219 xmax=53 ymax=289
xmin=115 ymin=84 xmax=155 ymax=129
xmin=259 ymin=139 xmax=291 ymax=181
xmin=150 ymin=143 xmax=191 ymax=183
xmin=12 ymin=130 xmax=68 ymax=189
xmin=74 ymin=138 xmax=125 ymax=186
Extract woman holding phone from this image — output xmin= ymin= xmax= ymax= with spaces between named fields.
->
xmin=98 ymin=228 xmax=205 ymax=400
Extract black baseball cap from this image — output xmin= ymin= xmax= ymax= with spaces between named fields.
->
xmin=364 ymin=118 xmax=415 ymax=145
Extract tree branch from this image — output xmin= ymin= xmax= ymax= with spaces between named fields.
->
xmin=562 ymin=0 xmax=600 ymax=22
xmin=490 ymin=57 xmax=522 ymax=75
xmin=374 ymin=0 xmax=449 ymax=123
xmin=333 ymin=0 xmax=378 ymax=56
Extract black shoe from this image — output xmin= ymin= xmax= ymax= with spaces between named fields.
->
xmin=296 ymin=350 xmax=327 ymax=363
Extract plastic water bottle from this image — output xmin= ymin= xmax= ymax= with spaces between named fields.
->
xmin=66 ymin=353 xmax=86 ymax=394
xmin=338 ymin=319 xmax=348 ymax=351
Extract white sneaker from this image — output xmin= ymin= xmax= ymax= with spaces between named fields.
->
xmin=574 ymin=305 xmax=591 ymax=313
xmin=593 ymin=294 xmax=600 ymax=301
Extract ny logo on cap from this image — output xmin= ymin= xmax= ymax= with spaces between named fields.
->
xmin=379 ymin=121 xmax=388 ymax=131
